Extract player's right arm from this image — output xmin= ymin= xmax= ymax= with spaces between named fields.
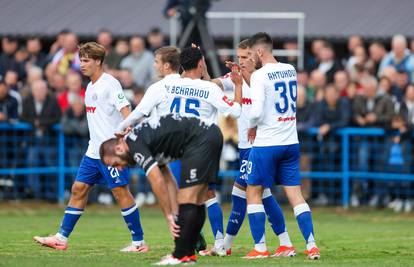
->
xmin=116 ymin=84 xmax=161 ymax=132
xmin=248 ymin=71 xmax=265 ymax=128
xmin=210 ymin=68 xmax=243 ymax=118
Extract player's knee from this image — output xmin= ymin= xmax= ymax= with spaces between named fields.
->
xmin=71 ymin=182 xmax=90 ymax=200
xmin=111 ymin=186 xmax=129 ymax=202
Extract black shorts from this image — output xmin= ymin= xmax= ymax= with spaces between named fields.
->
xmin=179 ymin=124 xmax=223 ymax=189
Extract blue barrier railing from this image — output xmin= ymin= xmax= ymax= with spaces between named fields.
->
xmin=0 ymin=122 xmax=413 ymax=207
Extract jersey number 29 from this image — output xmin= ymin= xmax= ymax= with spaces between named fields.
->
xmin=274 ymin=80 xmax=297 ymax=114
xmin=170 ymin=97 xmax=200 ymax=116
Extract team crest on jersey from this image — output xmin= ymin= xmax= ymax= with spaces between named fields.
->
xmin=92 ymin=93 xmax=98 ymax=100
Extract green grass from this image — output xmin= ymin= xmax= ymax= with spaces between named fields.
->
xmin=0 ymin=203 xmax=414 ymax=266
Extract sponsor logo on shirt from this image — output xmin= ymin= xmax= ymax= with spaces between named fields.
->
xmin=118 ymin=93 xmax=125 ymax=99
xmin=222 ymin=95 xmax=234 ymax=106
xmin=278 ymin=116 xmax=296 ymax=122
xmin=242 ymin=98 xmax=252 ymax=105
xmin=86 ymin=106 xmax=96 ymax=113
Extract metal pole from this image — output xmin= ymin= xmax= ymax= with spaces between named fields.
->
xmin=341 ymin=132 xmax=350 ymax=209
xmin=169 ymin=15 xmax=178 ymax=47
xmin=297 ymin=16 xmax=305 ymax=70
xmin=233 ymin=16 xmax=241 ymax=59
xmin=57 ymin=127 xmax=65 ymax=205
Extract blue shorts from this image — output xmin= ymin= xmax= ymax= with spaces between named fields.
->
xmin=75 ymin=155 xmax=130 ymax=189
xmin=247 ymin=144 xmax=300 ymax=188
xmin=236 ymin=148 xmax=251 ymax=188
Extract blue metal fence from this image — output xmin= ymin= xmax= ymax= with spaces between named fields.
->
xmin=0 ymin=123 xmax=413 ymax=208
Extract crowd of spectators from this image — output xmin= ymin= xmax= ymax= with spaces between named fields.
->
xmin=0 ymin=30 xmax=413 ymax=210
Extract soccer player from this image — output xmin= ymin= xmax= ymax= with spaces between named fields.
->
xmin=245 ymin=32 xmax=320 ymax=260
xmin=100 ymin=114 xmax=223 ymax=265
xmin=33 ymin=42 xmax=148 ymax=252
xmin=117 ymin=46 xmax=243 ymax=256
xmin=207 ymin=39 xmax=295 ymax=257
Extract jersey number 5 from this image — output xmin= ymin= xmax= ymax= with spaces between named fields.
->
xmin=274 ymin=80 xmax=297 ymax=114
xmin=170 ymin=97 xmax=200 ymax=116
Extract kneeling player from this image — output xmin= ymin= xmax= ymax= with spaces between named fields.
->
xmin=100 ymin=114 xmax=223 ymax=265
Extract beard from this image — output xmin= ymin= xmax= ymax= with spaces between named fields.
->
xmin=119 ymin=152 xmax=136 ymax=167
xmin=255 ymin=57 xmax=262 ymax=69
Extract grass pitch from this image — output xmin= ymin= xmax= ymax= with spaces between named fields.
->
xmin=0 ymin=203 xmax=413 ymax=266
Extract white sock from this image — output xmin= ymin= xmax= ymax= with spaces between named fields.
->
xmin=214 ymin=238 xmax=224 ymax=249
xmin=55 ymin=233 xmax=68 ymax=242
xmin=254 ymin=242 xmax=267 ymax=252
xmin=223 ymin=234 xmax=235 ymax=250
xmin=306 ymin=241 xmax=317 ymax=251
xmin=132 ymin=240 xmax=144 ymax=247
xmin=278 ymin=231 xmax=293 ymax=247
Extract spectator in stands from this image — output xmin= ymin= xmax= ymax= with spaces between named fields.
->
xmin=0 ymin=36 xmax=25 ymax=81
xmin=315 ymin=84 xmax=351 ymax=136
xmin=306 ymin=39 xmax=324 ymax=72
xmin=21 ymin=80 xmax=61 ymax=198
xmin=25 ymin=37 xmax=48 ymax=70
xmin=351 ymin=76 xmax=395 ymax=206
xmin=282 ymin=41 xmax=298 ymax=69
xmin=317 ymin=41 xmax=343 ymax=83
xmin=346 ymin=46 xmax=370 ymax=82
xmin=308 ymin=70 xmax=326 ymax=101
xmin=334 ymin=70 xmax=351 ymax=97
xmin=379 ymin=35 xmax=414 ymax=82
xmin=51 ymin=32 xmax=80 ymax=76
xmin=97 ymin=29 xmax=122 ymax=71
xmin=120 ymin=36 xmax=155 ymax=88
xmin=3 ymin=71 xmax=22 ymax=115
xmin=57 ymin=71 xmax=85 ymax=112
xmin=20 ymin=66 xmax=43 ymax=98
xmin=367 ymin=41 xmax=387 ymax=77
xmin=353 ymin=76 xmax=394 ymax=128
xmin=313 ymin=84 xmax=351 ymax=204
xmin=48 ymin=29 xmax=70 ymax=60
xmin=347 ymin=35 xmax=364 ymax=56
xmin=0 ymin=80 xmax=18 ymax=123
xmin=147 ymin=27 xmax=166 ymax=52
xmin=399 ymin=84 xmax=414 ymax=129
xmin=61 ymin=95 xmax=88 ymax=173
xmin=393 ymin=70 xmax=409 ymax=103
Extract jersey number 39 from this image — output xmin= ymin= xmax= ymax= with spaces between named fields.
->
xmin=274 ymin=80 xmax=297 ymax=114
xmin=170 ymin=97 xmax=200 ymax=116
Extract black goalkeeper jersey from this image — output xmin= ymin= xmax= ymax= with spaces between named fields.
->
xmin=125 ymin=114 xmax=214 ymax=174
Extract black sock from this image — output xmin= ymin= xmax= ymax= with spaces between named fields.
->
xmin=173 ymin=204 xmax=199 ymax=259
xmin=189 ymin=204 xmax=206 ymax=254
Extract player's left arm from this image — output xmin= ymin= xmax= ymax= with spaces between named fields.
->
xmin=248 ymin=72 xmax=265 ymax=128
xmin=146 ymin=165 xmax=180 ymax=238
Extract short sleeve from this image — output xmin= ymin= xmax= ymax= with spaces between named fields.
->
xmin=110 ymin=78 xmax=130 ymax=111
xmin=136 ymin=83 xmax=163 ymax=116
xmin=208 ymin=82 xmax=239 ymax=117
xmin=250 ymin=71 xmax=265 ymax=102
xmin=218 ymin=73 xmax=235 ymax=91
xmin=126 ymin=135 xmax=157 ymax=175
